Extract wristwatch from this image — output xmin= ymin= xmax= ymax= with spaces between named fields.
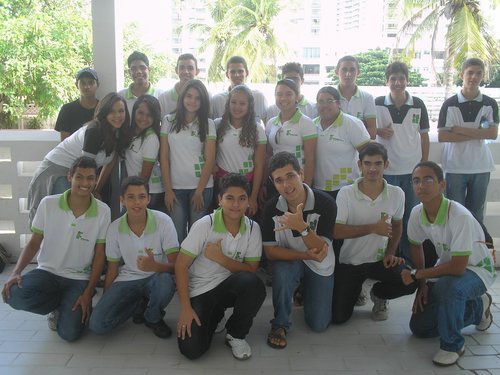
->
xmin=300 ymin=225 xmax=311 ymax=237
xmin=410 ymin=268 xmax=418 ymax=282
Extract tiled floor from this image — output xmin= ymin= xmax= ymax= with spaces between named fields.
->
xmin=1 ymin=264 xmax=499 ymax=375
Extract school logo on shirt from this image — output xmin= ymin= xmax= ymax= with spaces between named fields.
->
xmin=356 ymin=112 xmax=362 ymax=119
xmin=286 ymin=129 xmax=298 ymax=137
xmin=191 ymin=129 xmax=199 ymax=137
xmin=436 ymin=242 xmax=450 ymax=253
xmin=412 ymin=113 xmax=420 ymax=124
xmin=308 ymin=219 xmax=318 ymax=231
xmin=76 ymin=231 xmax=89 ymax=242
xmin=328 ymin=135 xmax=346 ymax=143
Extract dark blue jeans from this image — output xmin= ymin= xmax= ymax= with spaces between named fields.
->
xmin=271 ymin=260 xmax=334 ymax=332
xmin=445 ymin=172 xmax=490 ymax=224
xmin=410 ymin=270 xmax=486 ymax=352
xmin=7 ymin=269 xmax=88 ymax=341
xmin=89 ymin=273 xmax=176 ymax=334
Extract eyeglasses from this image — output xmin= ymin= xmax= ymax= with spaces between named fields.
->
xmin=317 ymin=99 xmax=338 ymax=106
xmin=411 ymin=177 xmax=436 ymax=186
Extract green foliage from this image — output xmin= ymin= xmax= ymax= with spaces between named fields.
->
xmin=397 ymin=0 xmax=499 ymax=89
xmin=328 ymin=49 xmax=425 ymax=86
xmin=486 ymin=63 xmax=500 ymax=88
xmin=187 ymin=0 xmax=286 ymax=83
xmin=0 ymin=0 xmax=93 ymax=127
xmin=122 ymin=23 xmax=174 ymax=87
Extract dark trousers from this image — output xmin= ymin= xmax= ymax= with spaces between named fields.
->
xmin=332 ymin=261 xmax=417 ymax=324
xmin=178 ymin=271 xmax=266 ymax=360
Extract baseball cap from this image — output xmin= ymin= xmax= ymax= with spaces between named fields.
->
xmin=76 ymin=68 xmax=99 ymax=82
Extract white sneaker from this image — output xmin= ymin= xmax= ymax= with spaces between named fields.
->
xmin=355 ymin=290 xmax=367 ymax=306
xmin=370 ymin=289 xmax=388 ymax=321
xmin=432 ymin=346 xmax=465 ymax=366
xmin=476 ymin=292 xmax=493 ymax=331
xmin=215 ymin=316 xmax=227 ymax=334
xmin=225 ymin=333 xmax=251 ymax=360
xmin=47 ymin=310 xmax=58 ymax=331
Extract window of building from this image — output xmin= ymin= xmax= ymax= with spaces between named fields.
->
xmin=304 ymin=64 xmax=320 ymax=75
xmin=303 ymin=47 xmax=320 ymax=59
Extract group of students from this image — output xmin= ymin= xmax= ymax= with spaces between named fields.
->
xmin=1 ymin=51 xmax=497 ymax=367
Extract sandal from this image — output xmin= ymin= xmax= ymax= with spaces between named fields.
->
xmin=267 ymin=326 xmax=287 ymax=349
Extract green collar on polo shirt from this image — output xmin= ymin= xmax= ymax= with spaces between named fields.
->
xmin=213 ymin=208 xmax=246 ymax=234
xmin=144 ymin=127 xmax=155 ymax=137
xmin=118 ymin=208 xmax=157 ymax=234
xmin=421 ymin=196 xmax=449 ymax=226
xmin=314 ymin=111 xmax=344 ymax=129
xmin=298 ymin=95 xmax=309 ymax=106
xmin=338 ymin=85 xmax=361 ymax=99
xmin=273 ymin=109 xmax=303 ymax=126
xmin=169 ymin=87 xmax=178 ymax=101
xmin=124 ymin=83 xmax=155 ymax=99
xmin=59 ymin=189 xmax=98 ymax=217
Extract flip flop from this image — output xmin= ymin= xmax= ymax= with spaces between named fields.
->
xmin=267 ymin=326 xmax=287 ymax=349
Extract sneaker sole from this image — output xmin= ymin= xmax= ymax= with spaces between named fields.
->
xmin=225 ymin=338 xmax=251 ymax=360
xmin=432 ymin=347 xmax=465 ymax=366
xmin=476 ymin=293 xmax=493 ymax=331
xmin=371 ymin=314 xmax=388 ymax=321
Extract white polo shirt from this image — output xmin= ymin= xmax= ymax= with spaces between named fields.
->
xmin=106 ymin=209 xmax=179 ymax=282
xmin=266 ymin=95 xmax=317 ymax=120
xmin=375 ymin=92 xmax=430 ymax=175
xmin=211 ymin=88 xmax=268 ymax=123
xmin=215 ymin=119 xmax=267 ymax=174
xmin=118 ymin=84 xmax=164 ymax=114
xmin=336 ymin=178 xmax=405 ymax=265
xmin=266 ymin=109 xmax=317 ymax=168
xmin=313 ymin=112 xmax=370 ymax=191
xmin=408 ymin=198 xmax=496 ymax=288
xmin=125 ymin=128 xmax=162 ymax=193
xmin=45 ymin=125 xmax=114 ymax=169
xmin=438 ymin=91 xmax=498 ymax=174
xmin=31 ymin=190 xmax=111 ymax=280
xmin=160 ymin=115 xmax=216 ymax=189
xmin=158 ymin=87 xmax=178 ymax=119
xmin=338 ymin=86 xmax=376 ymax=122
xmin=180 ymin=209 xmax=262 ymax=297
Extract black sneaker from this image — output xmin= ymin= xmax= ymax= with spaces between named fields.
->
xmin=145 ymin=320 xmax=172 ymax=339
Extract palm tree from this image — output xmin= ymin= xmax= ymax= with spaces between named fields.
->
xmin=187 ymin=0 xmax=286 ymax=83
xmin=395 ymin=0 xmax=499 ymax=92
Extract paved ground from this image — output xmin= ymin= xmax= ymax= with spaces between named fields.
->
xmin=0 ymin=264 xmax=499 ymax=375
